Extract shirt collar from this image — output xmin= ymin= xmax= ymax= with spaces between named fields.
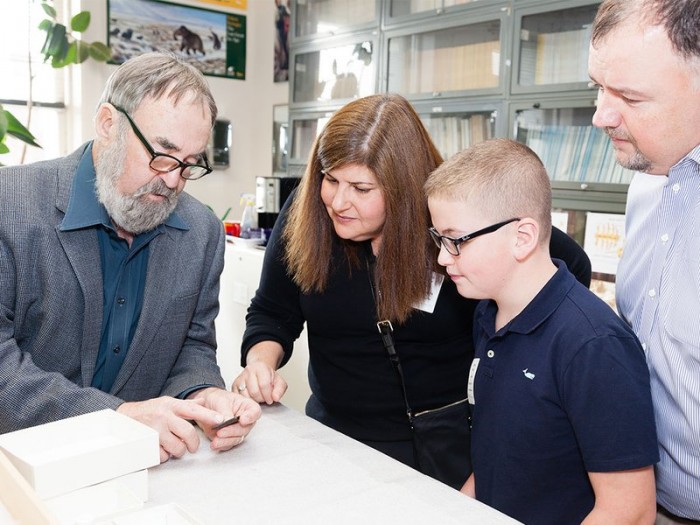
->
xmin=680 ymin=144 xmax=700 ymax=169
xmin=60 ymin=141 xmax=188 ymax=233
xmin=478 ymin=260 xmax=575 ymax=337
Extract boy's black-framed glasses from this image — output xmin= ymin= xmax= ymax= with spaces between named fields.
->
xmin=428 ymin=218 xmax=521 ymax=256
xmin=111 ymin=104 xmax=212 ymax=180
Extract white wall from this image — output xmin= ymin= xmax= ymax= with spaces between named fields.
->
xmin=71 ymin=0 xmax=288 ymax=220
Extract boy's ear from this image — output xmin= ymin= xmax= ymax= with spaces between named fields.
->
xmin=512 ymin=218 xmax=540 ymax=261
xmin=94 ymin=103 xmax=117 ymax=141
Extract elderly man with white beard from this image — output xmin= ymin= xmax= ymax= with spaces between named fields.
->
xmin=0 ymin=52 xmax=261 ymax=462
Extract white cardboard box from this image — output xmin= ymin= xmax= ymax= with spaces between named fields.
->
xmin=44 ymin=470 xmax=149 ymax=525
xmin=0 ymin=450 xmax=56 ymax=524
xmin=0 ymin=410 xmax=159 ymax=499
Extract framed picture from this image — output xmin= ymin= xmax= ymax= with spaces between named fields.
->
xmin=107 ymin=0 xmax=246 ymax=79
xmin=274 ymin=0 xmax=290 ymax=82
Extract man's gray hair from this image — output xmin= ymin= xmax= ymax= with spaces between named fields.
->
xmin=98 ymin=52 xmax=217 ymax=124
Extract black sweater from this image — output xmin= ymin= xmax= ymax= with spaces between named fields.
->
xmin=242 ymin=200 xmax=592 ymax=442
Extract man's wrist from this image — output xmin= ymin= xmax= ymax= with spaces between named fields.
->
xmin=181 ymin=384 xmax=218 ymax=400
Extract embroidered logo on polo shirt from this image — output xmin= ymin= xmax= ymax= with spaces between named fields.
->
xmin=522 ymin=368 xmax=535 ymax=380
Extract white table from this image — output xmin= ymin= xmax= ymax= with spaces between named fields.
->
xmin=147 ymin=404 xmax=520 ymax=524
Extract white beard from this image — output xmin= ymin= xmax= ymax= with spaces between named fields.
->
xmin=95 ymin=125 xmax=179 ymax=235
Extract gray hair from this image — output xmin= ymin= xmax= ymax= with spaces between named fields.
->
xmin=98 ymin=52 xmax=217 ymax=124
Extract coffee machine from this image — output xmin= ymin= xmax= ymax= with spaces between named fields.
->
xmin=255 ymin=176 xmax=301 ymax=229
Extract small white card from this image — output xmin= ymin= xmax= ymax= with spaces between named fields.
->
xmin=467 ymin=358 xmax=480 ymax=405
xmin=413 ymin=273 xmax=444 ymax=314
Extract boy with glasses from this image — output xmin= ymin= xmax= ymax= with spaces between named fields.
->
xmin=425 ymin=138 xmax=659 ymax=524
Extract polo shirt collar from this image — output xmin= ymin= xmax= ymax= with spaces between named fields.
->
xmin=480 ymin=259 xmax=575 ymax=336
xmin=60 ymin=141 xmax=189 ymax=233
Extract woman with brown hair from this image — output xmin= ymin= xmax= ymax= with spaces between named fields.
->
xmin=233 ymin=93 xmax=591 ymax=488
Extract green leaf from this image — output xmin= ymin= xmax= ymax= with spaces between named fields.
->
xmin=38 ymin=19 xmax=53 ymax=31
xmin=88 ymin=41 xmax=111 ymax=62
xmin=41 ymin=2 xmax=57 ymax=19
xmin=39 ymin=22 xmax=55 ymax=55
xmin=71 ymin=11 xmax=90 ymax=32
xmin=5 ymin=111 xmax=41 ymax=148
xmin=0 ymin=142 xmax=9 ymax=155
xmin=46 ymin=24 xmax=67 ymax=57
xmin=65 ymin=41 xmax=77 ymax=64
xmin=75 ymin=40 xmax=90 ymax=63
xmin=0 ymin=109 xmax=8 ymax=139
xmin=50 ymin=35 xmax=70 ymax=67
xmin=51 ymin=52 xmax=66 ymax=68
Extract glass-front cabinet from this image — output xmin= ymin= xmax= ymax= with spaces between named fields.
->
xmin=288 ymin=1 xmax=622 ymax=202
xmin=384 ymin=14 xmax=505 ymax=98
xmin=294 ymin=0 xmax=378 ymax=40
xmin=386 ymin=0 xmax=491 ymax=21
xmin=413 ymin=100 xmax=503 ymax=160
xmin=291 ymin=36 xmax=377 ymax=107
xmin=510 ymin=97 xmax=631 ymax=213
xmin=512 ymin=1 xmax=599 ymax=94
xmin=288 ymin=0 xmax=625 ymax=300
xmin=288 ymin=111 xmax=333 ymax=166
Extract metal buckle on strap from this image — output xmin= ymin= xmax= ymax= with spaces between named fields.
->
xmin=376 ymin=320 xmax=393 ymax=334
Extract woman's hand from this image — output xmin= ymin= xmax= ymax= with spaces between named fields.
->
xmin=233 ymin=362 xmax=288 ymax=405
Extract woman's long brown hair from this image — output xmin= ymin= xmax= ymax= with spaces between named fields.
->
xmin=283 ymin=94 xmax=443 ymax=324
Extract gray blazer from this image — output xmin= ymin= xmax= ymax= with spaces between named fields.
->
xmin=0 ymin=144 xmax=226 ymax=433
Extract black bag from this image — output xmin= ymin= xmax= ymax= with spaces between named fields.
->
xmin=377 ymin=320 xmax=472 ymax=490
xmin=412 ymin=398 xmax=472 ymax=490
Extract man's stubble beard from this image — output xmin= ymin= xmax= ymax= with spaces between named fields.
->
xmin=95 ymin=123 xmax=179 ymax=235
xmin=606 ymin=128 xmax=653 ymax=173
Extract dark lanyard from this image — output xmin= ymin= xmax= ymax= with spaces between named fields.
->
xmin=367 ymin=258 xmax=415 ymax=428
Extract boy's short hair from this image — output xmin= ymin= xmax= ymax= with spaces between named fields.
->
xmin=425 ymin=138 xmax=552 ymax=246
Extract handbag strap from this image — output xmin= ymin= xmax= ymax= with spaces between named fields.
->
xmin=367 ymin=258 xmax=415 ymax=427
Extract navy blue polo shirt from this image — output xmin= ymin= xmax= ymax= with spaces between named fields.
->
xmin=469 ymin=260 xmax=658 ymax=525
xmin=60 ymin=143 xmax=188 ymax=393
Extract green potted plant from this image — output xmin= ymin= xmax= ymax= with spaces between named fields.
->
xmin=0 ymin=2 xmax=110 ymax=163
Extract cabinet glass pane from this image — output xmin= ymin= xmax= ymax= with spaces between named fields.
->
xmin=388 ymin=21 xmax=500 ymax=95
xmin=291 ymin=117 xmax=330 ymax=162
xmin=389 ymin=0 xmax=482 ymax=17
xmin=421 ymin=111 xmax=495 ymax=160
xmin=516 ymin=107 xmax=634 ymax=184
xmin=518 ymin=4 xmax=598 ymax=87
xmin=293 ymin=41 xmax=375 ymax=103
xmin=295 ymin=0 xmax=376 ymax=38
xmin=390 ymin=0 xmax=439 ymax=17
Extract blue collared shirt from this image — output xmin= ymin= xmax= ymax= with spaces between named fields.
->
xmin=616 ymin=145 xmax=700 ymax=519
xmin=60 ymin=143 xmax=188 ymax=393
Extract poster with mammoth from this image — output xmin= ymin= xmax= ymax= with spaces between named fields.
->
xmin=107 ymin=0 xmax=246 ymax=80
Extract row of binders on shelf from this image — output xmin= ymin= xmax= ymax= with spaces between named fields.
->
xmin=519 ymin=26 xmax=592 ymax=86
xmin=391 ymin=40 xmax=501 ymax=95
xmin=524 ymin=124 xmax=634 ymax=184
xmin=422 ymin=113 xmax=494 ymax=161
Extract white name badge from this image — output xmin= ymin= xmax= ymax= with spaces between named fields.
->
xmin=468 ymin=358 xmax=480 ymax=405
xmin=413 ymin=273 xmax=444 ymax=313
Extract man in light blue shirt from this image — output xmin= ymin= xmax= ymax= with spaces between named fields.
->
xmin=588 ymin=1 xmax=700 ymax=522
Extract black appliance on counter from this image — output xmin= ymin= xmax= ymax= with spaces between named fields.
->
xmin=256 ymin=176 xmax=301 ymax=229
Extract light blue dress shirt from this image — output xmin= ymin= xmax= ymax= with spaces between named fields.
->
xmin=616 ymin=144 xmax=700 ymax=520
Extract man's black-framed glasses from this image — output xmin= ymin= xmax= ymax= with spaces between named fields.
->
xmin=112 ymin=104 xmax=212 ymax=180
xmin=428 ymin=217 xmax=521 ymax=256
